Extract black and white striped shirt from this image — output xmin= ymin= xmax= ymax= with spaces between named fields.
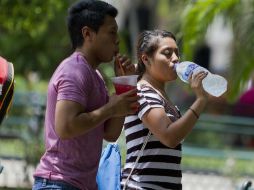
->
xmin=121 ymin=84 xmax=182 ymax=190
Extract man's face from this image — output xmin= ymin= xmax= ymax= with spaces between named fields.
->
xmin=93 ymin=15 xmax=119 ymax=63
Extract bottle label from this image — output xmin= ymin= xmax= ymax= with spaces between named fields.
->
xmin=182 ymin=64 xmax=199 ymax=81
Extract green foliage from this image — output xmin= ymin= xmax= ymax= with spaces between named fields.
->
xmin=14 ymin=75 xmax=48 ymax=92
xmin=0 ymin=139 xmax=25 ymax=158
xmin=181 ymin=0 xmax=254 ymax=100
xmin=181 ymin=0 xmax=239 ymax=60
xmin=157 ymin=0 xmax=188 ymax=38
xmin=0 ymin=0 xmax=74 ymax=79
xmin=228 ymin=1 xmax=254 ymax=101
xmin=0 ymin=0 xmax=66 ymax=38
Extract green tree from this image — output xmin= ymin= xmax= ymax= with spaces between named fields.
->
xmin=0 ymin=0 xmax=75 ymax=79
xmin=0 ymin=0 xmax=119 ymax=93
xmin=180 ymin=0 xmax=254 ymax=101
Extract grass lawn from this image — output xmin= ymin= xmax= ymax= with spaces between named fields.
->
xmin=182 ymin=156 xmax=254 ymax=177
xmin=0 ymin=139 xmax=25 ymax=158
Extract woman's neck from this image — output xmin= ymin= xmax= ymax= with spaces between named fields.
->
xmin=140 ymin=74 xmax=168 ymax=99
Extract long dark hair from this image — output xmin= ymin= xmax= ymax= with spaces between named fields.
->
xmin=136 ymin=30 xmax=176 ymax=80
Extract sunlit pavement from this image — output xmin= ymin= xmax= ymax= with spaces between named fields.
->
xmin=0 ymin=159 xmax=252 ymax=189
xmin=0 ymin=159 xmax=34 ymax=188
xmin=182 ymin=171 xmax=253 ymax=190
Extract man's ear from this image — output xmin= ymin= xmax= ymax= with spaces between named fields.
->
xmin=141 ymin=54 xmax=150 ymax=66
xmin=81 ymin=26 xmax=94 ymax=42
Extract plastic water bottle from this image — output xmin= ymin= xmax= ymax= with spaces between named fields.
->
xmin=175 ymin=61 xmax=228 ymax=97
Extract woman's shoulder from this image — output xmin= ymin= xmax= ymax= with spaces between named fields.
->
xmin=137 ymin=83 xmax=157 ymax=93
xmin=137 ymin=83 xmax=163 ymax=104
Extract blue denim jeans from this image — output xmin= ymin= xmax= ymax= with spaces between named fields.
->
xmin=32 ymin=177 xmax=81 ymax=190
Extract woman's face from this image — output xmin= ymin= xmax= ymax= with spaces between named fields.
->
xmin=147 ymin=37 xmax=179 ymax=82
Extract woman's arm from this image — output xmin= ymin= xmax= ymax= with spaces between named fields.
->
xmin=141 ymin=71 xmax=208 ymax=148
xmin=141 ymin=97 xmax=206 ymax=148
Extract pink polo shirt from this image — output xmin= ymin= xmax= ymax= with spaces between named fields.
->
xmin=34 ymin=52 xmax=109 ymax=190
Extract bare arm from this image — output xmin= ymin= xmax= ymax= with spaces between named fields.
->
xmin=55 ymin=89 xmax=138 ymax=139
xmin=103 ymin=116 xmax=125 ymax=142
xmin=101 ymin=54 xmax=138 ymax=142
xmin=141 ymin=71 xmax=208 ymax=148
xmin=103 ymin=93 xmax=139 ymax=142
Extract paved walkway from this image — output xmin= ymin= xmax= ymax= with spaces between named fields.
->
xmin=0 ymin=159 xmax=34 ymax=188
xmin=0 ymin=159 xmax=252 ymax=189
xmin=182 ymin=171 xmax=252 ymax=190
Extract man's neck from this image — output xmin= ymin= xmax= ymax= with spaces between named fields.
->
xmin=75 ymin=48 xmax=99 ymax=69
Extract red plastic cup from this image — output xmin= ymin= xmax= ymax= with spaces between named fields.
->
xmin=112 ymin=75 xmax=138 ymax=95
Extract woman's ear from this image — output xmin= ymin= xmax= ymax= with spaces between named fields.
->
xmin=141 ymin=54 xmax=150 ymax=66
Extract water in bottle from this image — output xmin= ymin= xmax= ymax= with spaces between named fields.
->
xmin=175 ymin=61 xmax=227 ymax=97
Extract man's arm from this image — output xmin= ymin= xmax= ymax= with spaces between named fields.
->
xmin=103 ymin=116 xmax=125 ymax=142
xmin=102 ymin=54 xmax=137 ymax=141
xmin=55 ymin=89 xmax=138 ymax=139
xmin=103 ymin=94 xmax=139 ymax=142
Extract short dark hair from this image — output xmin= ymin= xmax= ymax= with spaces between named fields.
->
xmin=67 ymin=0 xmax=118 ymax=49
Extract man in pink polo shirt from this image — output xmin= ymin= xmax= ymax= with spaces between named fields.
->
xmin=32 ymin=1 xmax=138 ymax=189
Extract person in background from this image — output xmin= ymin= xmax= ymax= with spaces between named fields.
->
xmin=32 ymin=1 xmax=138 ymax=190
xmin=232 ymin=72 xmax=254 ymax=147
xmin=121 ymin=29 xmax=208 ymax=189
xmin=233 ymin=72 xmax=254 ymax=118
